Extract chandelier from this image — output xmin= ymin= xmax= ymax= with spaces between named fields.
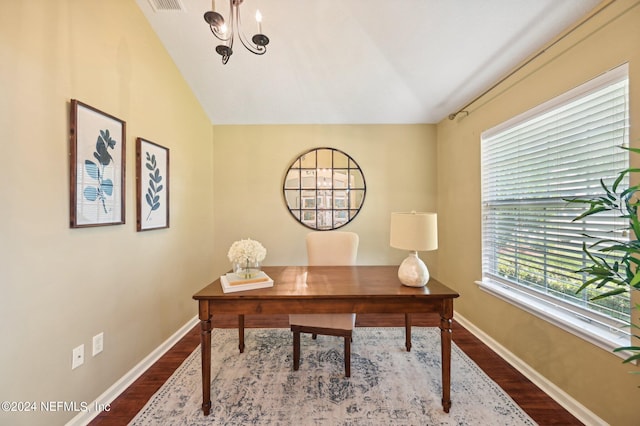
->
xmin=204 ymin=0 xmax=269 ymax=65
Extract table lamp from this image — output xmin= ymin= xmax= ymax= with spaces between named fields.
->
xmin=390 ymin=212 xmax=438 ymax=287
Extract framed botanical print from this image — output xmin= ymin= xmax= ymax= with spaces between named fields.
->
xmin=69 ymin=99 xmax=126 ymax=227
xmin=136 ymin=138 xmax=169 ymax=231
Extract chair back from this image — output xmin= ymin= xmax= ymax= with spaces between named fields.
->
xmin=306 ymin=231 xmax=359 ymax=266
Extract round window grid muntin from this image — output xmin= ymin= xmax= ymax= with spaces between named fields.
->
xmin=282 ymin=147 xmax=366 ymax=231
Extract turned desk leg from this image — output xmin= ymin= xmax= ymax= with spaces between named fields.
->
xmin=238 ymin=314 xmax=245 ymax=353
xmin=293 ymin=329 xmax=300 ymax=371
xmin=405 ymin=313 xmax=412 ymax=352
xmin=440 ymin=300 xmax=453 ymax=413
xmin=200 ymin=310 xmax=212 ymax=415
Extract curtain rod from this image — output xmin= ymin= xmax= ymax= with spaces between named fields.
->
xmin=447 ymin=0 xmax=618 ymax=120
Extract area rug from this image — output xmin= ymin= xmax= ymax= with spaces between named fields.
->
xmin=130 ymin=327 xmax=536 ymax=425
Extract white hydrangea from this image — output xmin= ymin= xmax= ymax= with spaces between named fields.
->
xmin=227 ymin=238 xmax=267 ymax=265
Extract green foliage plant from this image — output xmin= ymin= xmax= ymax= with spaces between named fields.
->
xmin=566 ymin=146 xmax=640 ymax=370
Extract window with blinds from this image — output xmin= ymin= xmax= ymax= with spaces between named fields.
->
xmin=481 ymin=64 xmax=630 ymax=334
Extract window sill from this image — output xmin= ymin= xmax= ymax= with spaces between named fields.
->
xmin=476 ymin=279 xmax=633 ymax=361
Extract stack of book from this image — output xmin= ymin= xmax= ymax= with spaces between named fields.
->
xmin=220 ymin=271 xmax=274 ymax=293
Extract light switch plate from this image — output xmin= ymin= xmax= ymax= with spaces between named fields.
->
xmin=92 ymin=332 xmax=104 ymax=356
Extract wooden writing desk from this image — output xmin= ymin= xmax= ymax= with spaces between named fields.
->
xmin=193 ymin=265 xmax=460 ymax=416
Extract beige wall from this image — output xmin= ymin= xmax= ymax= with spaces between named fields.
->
xmin=0 ymin=1 xmax=214 ymax=425
xmin=211 ymin=124 xmax=438 ymax=278
xmin=436 ymin=1 xmax=640 ymax=424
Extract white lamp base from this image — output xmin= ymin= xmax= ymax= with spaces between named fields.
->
xmin=397 ymin=251 xmax=430 ymax=287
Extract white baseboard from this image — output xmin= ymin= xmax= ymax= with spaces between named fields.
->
xmin=454 ymin=312 xmax=607 ymax=426
xmin=66 ymin=315 xmax=199 ymax=426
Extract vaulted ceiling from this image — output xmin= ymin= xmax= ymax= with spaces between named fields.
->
xmin=136 ymin=0 xmax=601 ymax=125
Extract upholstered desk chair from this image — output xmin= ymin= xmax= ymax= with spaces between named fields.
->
xmin=290 ymin=231 xmax=359 ymax=377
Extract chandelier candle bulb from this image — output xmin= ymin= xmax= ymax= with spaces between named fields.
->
xmin=256 ymin=10 xmax=262 ymax=34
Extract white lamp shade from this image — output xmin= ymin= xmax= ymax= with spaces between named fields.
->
xmin=390 ymin=212 xmax=438 ymax=252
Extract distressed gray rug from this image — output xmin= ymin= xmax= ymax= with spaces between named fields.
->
xmin=130 ymin=327 xmax=536 ymax=425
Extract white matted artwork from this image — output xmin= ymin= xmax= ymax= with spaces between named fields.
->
xmin=136 ymin=138 xmax=169 ymax=231
xmin=69 ymin=99 xmax=126 ymax=228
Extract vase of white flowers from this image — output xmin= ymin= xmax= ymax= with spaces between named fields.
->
xmin=227 ymin=238 xmax=267 ymax=279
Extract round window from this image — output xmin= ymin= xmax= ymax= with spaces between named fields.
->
xmin=283 ymin=148 xmax=366 ymax=230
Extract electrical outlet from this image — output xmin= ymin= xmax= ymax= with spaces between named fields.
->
xmin=92 ymin=332 xmax=104 ymax=356
xmin=72 ymin=344 xmax=84 ymax=369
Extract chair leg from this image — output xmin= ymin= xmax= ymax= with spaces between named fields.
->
xmin=344 ymin=335 xmax=351 ymax=377
xmin=312 ymin=333 xmax=317 ymax=340
xmin=405 ymin=313 xmax=412 ymax=352
xmin=293 ymin=330 xmax=301 ymax=371
xmin=238 ymin=315 xmax=245 ymax=353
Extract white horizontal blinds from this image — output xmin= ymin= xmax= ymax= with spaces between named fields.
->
xmin=481 ymin=66 xmax=630 ymax=324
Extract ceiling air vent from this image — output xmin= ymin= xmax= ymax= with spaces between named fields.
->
xmin=147 ymin=0 xmax=186 ymax=12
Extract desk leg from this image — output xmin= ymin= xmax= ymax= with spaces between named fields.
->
xmin=200 ymin=316 xmax=212 ymax=416
xmin=238 ymin=314 xmax=245 ymax=353
xmin=405 ymin=313 xmax=412 ymax=352
xmin=440 ymin=300 xmax=453 ymax=413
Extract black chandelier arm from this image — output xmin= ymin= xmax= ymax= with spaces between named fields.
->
xmin=237 ymin=32 xmax=268 ymax=55
xmin=208 ymin=25 xmax=231 ymax=43
xmin=216 ymin=44 xmax=233 ymax=64
xmin=234 ymin=7 xmax=268 ymax=55
xmin=204 ymin=11 xmax=231 ymax=42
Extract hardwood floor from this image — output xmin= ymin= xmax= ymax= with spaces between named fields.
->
xmin=89 ymin=314 xmax=583 ymax=425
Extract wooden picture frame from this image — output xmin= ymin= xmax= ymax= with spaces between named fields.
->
xmin=136 ymin=138 xmax=170 ymax=231
xmin=70 ymin=99 xmax=126 ymax=227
